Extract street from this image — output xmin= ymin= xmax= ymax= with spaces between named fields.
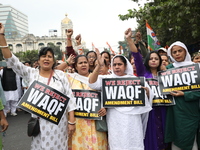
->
xmin=2 ymin=111 xmax=32 ymax=150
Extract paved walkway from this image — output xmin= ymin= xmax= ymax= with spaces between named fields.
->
xmin=2 ymin=110 xmax=32 ymax=150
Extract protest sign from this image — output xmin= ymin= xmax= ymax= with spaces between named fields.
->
xmin=146 ymin=78 xmax=175 ymax=106
xmin=18 ymin=81 xmax=69 ymax=125
xmin=102 ymin=77 xmax=145 ymax=107
xmin=72 ymin=89 xmax=102 ymax=120
xmin=158 ymin=64 xmax=200 ymax=94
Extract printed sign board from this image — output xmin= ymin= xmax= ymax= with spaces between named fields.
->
xmin=102 ymin=77 xmax=145 ymax=107
xmin=72 ymin=89 xmax=102 ymax=120
xmin=18 ymin=81 xmax=69 ymax=125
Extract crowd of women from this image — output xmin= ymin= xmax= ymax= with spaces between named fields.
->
xmin=0 ymin=22 xmax=200 ymax=150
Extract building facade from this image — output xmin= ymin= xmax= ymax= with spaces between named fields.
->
xmin=5 ymin=13 xmax=86 ymax=53
xmin=0 ymin=3 xmax=28 ymax=39
xmin=6 ymin=34 xmax=68 ymax=53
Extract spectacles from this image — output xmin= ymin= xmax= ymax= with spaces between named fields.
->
xmin=87 ymin=56 xmax=96 ymax=59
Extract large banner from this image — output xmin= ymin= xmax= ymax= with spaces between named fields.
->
xmin=158 ymin=64 xmax=200 ymax=94
xmin=146 ymin=78 xmax=175 ymax=106
xmin=18 ymin=81 xmax=69 ymax=125
xmin=102 ymin=77 xmax=145 ymax=107
xmin=72 ymin=89 xmax=102 ymax=120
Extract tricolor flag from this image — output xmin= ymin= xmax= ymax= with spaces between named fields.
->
xmin=106 ymin=42 xmax=115 ymax=55
xmin=146 ymin=22 xmax=161 ymax=51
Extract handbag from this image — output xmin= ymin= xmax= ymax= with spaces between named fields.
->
xmin=27 ymin=70 xmax=53 ymax=137
xmin=27 ymin=117 xmax=40 ymax=136
xmin=95 ymin=116 xmax=108 ymax=132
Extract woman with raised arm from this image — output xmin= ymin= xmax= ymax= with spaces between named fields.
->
xmin=125 ymin=28 xmax=170 ymax=150
xmin=165 ymin=41 xmax=200 ymax=150
xmin=67 ymin=54 xmax=108 ymax=149
xmin=89 ymin=48 xmax=153 ymax=150
xmin=100 ymin=51 xmax=111 ymax=66
xmin=0 ymin=23 xmax=76 ymax=150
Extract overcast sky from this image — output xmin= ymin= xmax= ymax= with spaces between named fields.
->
xmin=1 ymin=0 xmax=145 ymax=52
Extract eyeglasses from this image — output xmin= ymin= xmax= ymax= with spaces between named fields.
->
xmin=87 ymin=56 xmax=96 ymax=59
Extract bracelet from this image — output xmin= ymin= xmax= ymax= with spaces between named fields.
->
xmin=65 ymin=60 xmax=69 ymax=65
xmin=0 ymin=45 xmax=8 ymax=48
xmin=0 ymin=33 xmax=5 ymax=36
xmin=68 ymin=121 xmax=76 ymax=125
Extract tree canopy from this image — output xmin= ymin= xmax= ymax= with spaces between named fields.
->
xmin=119 ymin=0 xmax=200 ymax=47
xmin=15 ymin=50 xmax=39 ymax=63
xmin=47 ymin=43 xmax=62 ymax=60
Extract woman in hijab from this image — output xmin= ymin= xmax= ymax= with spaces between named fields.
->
xmin=89 ymin=48 xmax=153 ymax=150
xmin=165 ymin=41 xmax=200 ymax=150
xmin=125 ymin=28 xmax=169 ymax=150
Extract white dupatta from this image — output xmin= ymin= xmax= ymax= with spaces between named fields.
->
xmin=105 ymin=55 xmax=153 ymax=115
xmin=67 ymin=72 xmax=89 ymax=86
xmin=167 ymin=41 xmax=194 ymax=68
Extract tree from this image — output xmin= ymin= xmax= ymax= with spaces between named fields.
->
xmin=23 ymin=50 xmax=39 ymax=63
xmin=15 ymin=50 xmax=38 ymax=63
xmin=119 ymin=0 xmax=200 ymax=46
xmin=47 ymin=43 xmax=62 ymax=60
xmin=118 ymin=41 xmax=129 ymax=56
xmin=15 ymin=51 xmax=25 ymax=62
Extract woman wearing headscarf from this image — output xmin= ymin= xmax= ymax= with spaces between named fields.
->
xmin=165 ymin=41 xmax=200 ymax=150
xmin=89 ymin=48 xmax=153 ymax=150
xmin=125 ymin=28 xmax=169 ymax=150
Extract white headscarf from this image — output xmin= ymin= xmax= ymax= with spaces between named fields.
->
xmin=108 ymin=55 xmax=153 ymax=115
xmin=167 ymin=41 xmax=193 ymax=68
xmin=110 ymin=55 xmax=134 ymax=78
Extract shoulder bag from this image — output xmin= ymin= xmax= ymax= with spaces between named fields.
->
xmin=95 ymin=116 xmax=108 ymax=132
xmin=27 ymin=70 xmax=53 ymax=136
